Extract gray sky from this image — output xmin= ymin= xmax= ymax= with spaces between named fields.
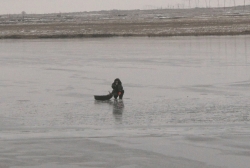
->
xmin=1 ymin=0 xmax=248 ymax=14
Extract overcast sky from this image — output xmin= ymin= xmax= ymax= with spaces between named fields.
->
xmin=1 ymin=0 xmax=248 ymax=14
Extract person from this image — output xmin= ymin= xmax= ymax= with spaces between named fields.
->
xmin=111 ymin=78 xmax=124 ymax=99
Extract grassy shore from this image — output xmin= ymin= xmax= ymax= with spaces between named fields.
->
xmin=1 ymin=6 xmax=250 ymax=39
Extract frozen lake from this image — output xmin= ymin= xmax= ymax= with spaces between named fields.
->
xmin=0 ymin=36 xmax=250 ymax=168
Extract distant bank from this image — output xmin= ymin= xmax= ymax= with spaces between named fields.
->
xmin=1 ymin=6 xmax=250 ymax=39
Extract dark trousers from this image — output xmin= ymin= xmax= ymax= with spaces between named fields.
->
xmin=113 ymin=90 xmax=124 ymax=99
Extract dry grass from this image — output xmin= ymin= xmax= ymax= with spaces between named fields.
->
xmin=1 ymin=7 xmax=250 ymax=38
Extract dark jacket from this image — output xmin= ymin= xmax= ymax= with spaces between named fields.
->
xmin=112 ymin=78 xmax=124 ymax=93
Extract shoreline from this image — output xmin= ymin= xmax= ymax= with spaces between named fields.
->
xmin=1 ymin=7 xmax=250 ymax=39
xmin=1 ymin=31 xmax=250 ymax=39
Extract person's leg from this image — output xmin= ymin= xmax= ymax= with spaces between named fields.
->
xmin=119 ymin=90 xmax=124 ymax=99
xmin=113 ymin=92 xmax=118 ymax=99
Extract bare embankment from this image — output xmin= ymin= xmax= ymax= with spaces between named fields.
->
xmin=1 ymin=6 xmax=250 ymax=38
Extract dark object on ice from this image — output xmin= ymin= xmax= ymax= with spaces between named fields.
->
xmin=112 ymin=78 xmax=124 ymax=100
xmin=94 ymin=93 xmax=113 ymax=101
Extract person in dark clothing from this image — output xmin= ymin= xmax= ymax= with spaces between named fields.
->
xmin=112 ymin=78 xmax=124 ymax=99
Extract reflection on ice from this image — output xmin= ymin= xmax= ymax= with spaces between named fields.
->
xmin=113 ymin=100 xmax=124 ymax=124
xmin=94 ymin=100 xmax=113 ymax=105
xmin=94 ymin=99 xmax=125 ymax=125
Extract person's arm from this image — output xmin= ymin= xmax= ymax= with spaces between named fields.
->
xmin=118 ymin=85 xmax=123 ymax=91
xmin=112 ymin=83 xmax=116 ymax=89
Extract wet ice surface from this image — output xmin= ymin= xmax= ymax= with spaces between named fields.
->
xmin=0 ymin=36 xmax=250 ymax=168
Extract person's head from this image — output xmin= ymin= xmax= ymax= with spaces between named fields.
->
xmin=114 ymin=78 xmax=121 ymax=84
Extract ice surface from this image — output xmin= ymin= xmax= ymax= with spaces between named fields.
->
xmin=0 ymin=36 xmax=250 ymax=167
